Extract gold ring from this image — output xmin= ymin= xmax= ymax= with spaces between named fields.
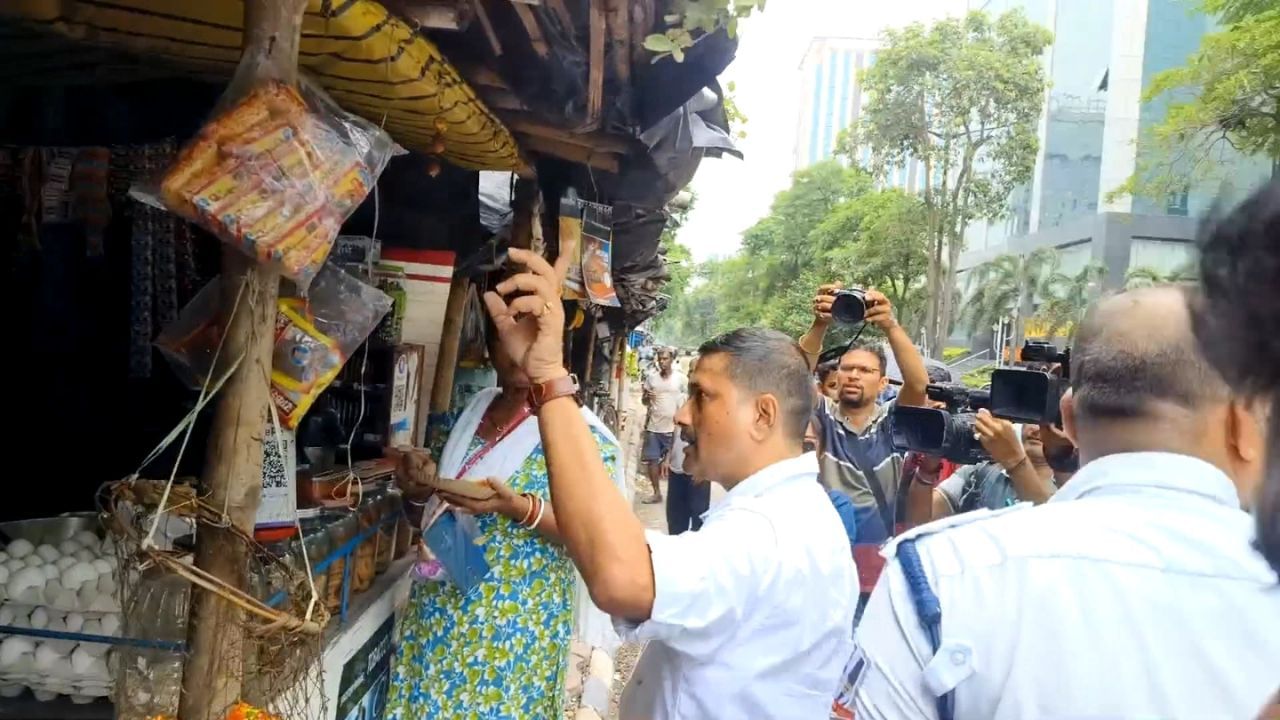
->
xmin=544 ymin=301 xmax=554 ymax=314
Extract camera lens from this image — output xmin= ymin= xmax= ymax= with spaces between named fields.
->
xmin=831 ymin=289 xmax=867 ymax=325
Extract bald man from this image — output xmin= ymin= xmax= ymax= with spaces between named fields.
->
xmin=836 ymin=286 xmax=1280 ymax=720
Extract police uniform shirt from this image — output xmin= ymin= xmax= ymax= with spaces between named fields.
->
xmin=847 ymin=452 xmax=1280 ymax=719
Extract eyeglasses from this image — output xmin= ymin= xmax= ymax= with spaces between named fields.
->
xmin=840 ymin=365 xmax=881 ymax=377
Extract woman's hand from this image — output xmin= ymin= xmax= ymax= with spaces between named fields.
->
xmin=481 ymin=247 xmax=572 ymax=384
xmin=438 ymin=477 xmax=530 ymax=521
xmin=393 ymin=447 xmax=438 ymax=502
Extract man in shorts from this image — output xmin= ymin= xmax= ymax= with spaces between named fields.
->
xmin=642 ymin=347 xmax=685 ymax=504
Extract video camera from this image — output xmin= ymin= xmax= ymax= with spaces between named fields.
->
xmin=890 ymin=342 xmax=1070 ymax=464
xmin=891 ymin=383 xmax=992 ymax=465
xmin=989 ymin=342 xmax=1071 ymax=425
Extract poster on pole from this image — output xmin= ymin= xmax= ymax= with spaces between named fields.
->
xmin=335 ymin=616 xmax=395 ymax=720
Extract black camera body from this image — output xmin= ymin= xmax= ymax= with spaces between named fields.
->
xmin=892 ymin=382 xmax=993 ymax=465
xmin=891 ymin=405 xmax=988 ymax=465
xmin=989 ymin=342 xmax=1071 ymax=425
xmin=830 ymin=288 xmax=869 ymax=325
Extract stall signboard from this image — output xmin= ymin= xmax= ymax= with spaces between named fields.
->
xmin=335 ymin=615 xmax=394 ymax=720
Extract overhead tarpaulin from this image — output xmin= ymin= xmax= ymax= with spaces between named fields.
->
xmin=0 ymin=0 xmax=523 ymax=170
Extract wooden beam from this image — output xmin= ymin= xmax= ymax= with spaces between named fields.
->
xmin=521 ymin=135 xmax=620 ymax=173
xmin=629 ymin=0 xmax=654 ymax=68
xmin=604 ymin=0 xmax=630 ymax=86
xmin=478 ymin=87 xmax=527 ymax=111
xmin=471 ymin=0 xmax=504 ymax=55
xmin=429 ymin=277 xmax=469 ymax=426
xmin=576 ymin=0 xmax=605 ymax=132
xmin=544 ymin=0 xmax=575 ymax=33
xmin=506 ymin=115 xmax=632 ymax=153
xmin=511 ymin=1 xmax=551 ymax=58
xmin=455 ymin=62 xmax=509 ymax=90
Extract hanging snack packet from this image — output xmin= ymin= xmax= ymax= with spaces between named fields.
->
xmin=559 ymin=189 xmax=585 ymax=299
xmin=582 ymin=203 xmax=621 ymax=307
xmin=137 ymin=79 xmax=397 ymax=289
xmin=157 ymin=262 xmax=392 ymax=428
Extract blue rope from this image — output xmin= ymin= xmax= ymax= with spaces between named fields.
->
xmin=897 ymin=538 xmax=953 ymax=720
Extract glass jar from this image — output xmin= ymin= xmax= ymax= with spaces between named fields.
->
xmin=371 ymin=489 xmax=396 ymax=574
xmin=323 ymin=510 xmax=358 ymax=612
xmin=385 ymin=486 xmax=411 ymax=560
xmin=353 ymin=495 xmax=379 ymax=592
xmin=289 ymin=515 xmax=330 ymax=609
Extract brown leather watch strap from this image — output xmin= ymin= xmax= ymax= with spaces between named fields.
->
xmin=528 ymin=373 xmax=580 ymax=411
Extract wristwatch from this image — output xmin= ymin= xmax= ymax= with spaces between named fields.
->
xmin=528 ymin=373 xmax=580 ymax=411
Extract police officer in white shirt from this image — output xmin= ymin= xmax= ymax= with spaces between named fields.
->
xmin=844 ymin=285 xmax=1280 ymax=720
xmin=482 ymin=249 xmax=857 ymax=720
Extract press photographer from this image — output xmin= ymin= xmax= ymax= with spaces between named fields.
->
xmin=798 ymin=282 xmax=928 ymax=609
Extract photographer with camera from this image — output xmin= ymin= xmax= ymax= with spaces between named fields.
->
xmin=840 ymin=285 xmax=1280 ymax=720
xmin=799 ymin=283 xmax=929 ymax=609
xmin=904 ymin=412 xmax=1073 ymax=523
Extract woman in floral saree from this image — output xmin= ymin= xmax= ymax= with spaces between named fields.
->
xmin=387 ymin=331 xmax=624 ymax=720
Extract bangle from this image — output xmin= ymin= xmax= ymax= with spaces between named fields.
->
xmin=914 ymin=467 xmax=941 ymax=487
xmin=529 ymin=496 xmax=547 ymax=530
xmin=517 ymin=493 xmax=537 ymax=525
xmin=1005 ymin=456 xmax=1031 ymax=474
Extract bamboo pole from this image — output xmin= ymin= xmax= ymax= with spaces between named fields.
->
xmin=428 ymin=276 xmax=470 ymax=445
xmin=178 ymin=1 xmax=305 ymax=717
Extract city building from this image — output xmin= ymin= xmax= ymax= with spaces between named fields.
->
xmin=958 ymin=0 xmax=1271 ymax=298
xmin=792 ymin=36 xmax=925 ymax=191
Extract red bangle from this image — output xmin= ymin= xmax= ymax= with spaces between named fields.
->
xmin=517 ymin=493 xmax=537 ymax=525
xmin=914 ymin=467 xmax=942 ymax=487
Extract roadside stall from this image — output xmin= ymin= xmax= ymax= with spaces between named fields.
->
xmin=0 ymin=0 xmax=737 ymax=718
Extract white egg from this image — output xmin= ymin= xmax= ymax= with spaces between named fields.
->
xmin=55 ymin=556 xmax=77 ymax=571
xmin=7 ymin=566 xmax=47 ymax=604
xmin=71 ymin=532 xmax=99 ymax=550
xmin=6 ymin=539 xmax=34 ymax=560
xmin=64 ymin=613 xmax=85 ymax=633
xmin=59 ymin=562 xmax=97 ymax=591
xmin=28 ymin=607 xmax=48 ymax=630
xmin=0 ymin=551 xmax=8 ymax=563
xmin=41 ymin=564 xmax=59 ymax=581
xmin=0 ymin=636 xmax=35 ymax=669
xmin=70 ymin=646 xmax=95 ymax=675
xmin=98 ymin=614 xmax=120 ymax=637
xmin=70 ymin=694 xmax=95 ymax=704
xmin=43 ymin=616 xmax=76 ymax=654
xmin=57 ymin=540 xmax=82 ymax=557
xmin=34 ymin=545 xmax=61 ymax=563
xmin=0 ymin=605 xmax=14 ymax=626
xmin=101 ymin=537 xmax=115 ymax=554
xmin=3 ymin=558 xmax=24 ymax=575
xmin=11 ymin=608 xmax=30 ymax=628
xmin=23 ymin=555 xmax=44 ymax=567
xmin=32 ymin=688 xmax=57 ymax=702
xmin=87 ymin=590 xmax=117 ymax=613
xmin=33 ymin=643 xmax=61 ymax=672
xmin=95 ymin=574 xmax=116 ymax=597
xmin=90 ymin=559 xmax=112 ymax=576
xmin=73 ymin=549 xmax=95 ymax=564
xmin=0 ymin=685 xmax=22 ymax=698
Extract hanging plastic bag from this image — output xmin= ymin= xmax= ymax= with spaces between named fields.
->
xmin=458 ymin=284 xmax=489 ymax=368
xmin=132 ymin=55 xmax=398 ymax=289
xmin=156 ymin=262 xmax=392 ymax=428
xmin=560 ymin=189 xmax=586 ymax=299
xmin=582 ymin=203 xmax=621 ymax=307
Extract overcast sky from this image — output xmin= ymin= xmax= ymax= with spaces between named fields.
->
xmin=677 ymin=0 xmax=968 ymax=262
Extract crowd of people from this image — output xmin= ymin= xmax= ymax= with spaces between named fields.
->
xmin=390 ymin=180 xmax=1280 ymax=720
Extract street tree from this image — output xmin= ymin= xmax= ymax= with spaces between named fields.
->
xmin=844 ymin=9 xmax=1052 ymax=356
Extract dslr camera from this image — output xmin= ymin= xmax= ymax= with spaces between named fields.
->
xmin=989 ymin=341 xmax=1071 ymax=425
xmin=890 ymin=383 xmax=993 ymax=465
xmin=829 ymin=288 xmax=869 ymax=325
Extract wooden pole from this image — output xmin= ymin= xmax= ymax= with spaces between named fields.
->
xmin=582 ymin=314 xmax=597 ymax=392
xmin=178 ymin=1 xmax=305 ymax=718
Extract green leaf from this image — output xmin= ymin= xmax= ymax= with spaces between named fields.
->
xmin=643 ymin=33 xmax=677 ymax=52
xmin=672 ymin=46 xmax=686 ymax=62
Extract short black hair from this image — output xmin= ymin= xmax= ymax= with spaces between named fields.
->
xmin=698 ymin=328 xmax=815 ymax=442
xmin=841 ymin=340 xmax=887 ymax=374
xmin=1071 ymin=286 xmax=1228 ymax=421
xmin=816 ymin=359 xmax=839 ymax=382
xmin=1192 ymin=179 xmax=1280 ymax=573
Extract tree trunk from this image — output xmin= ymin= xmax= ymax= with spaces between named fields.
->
xmin=178 ymin=2 xmax=304 ymax=718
